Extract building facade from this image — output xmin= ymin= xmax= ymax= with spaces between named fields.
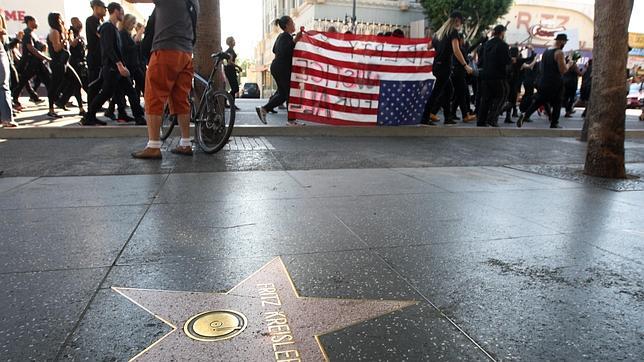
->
xmin=255 ymin=0 xmax=426 ymax=96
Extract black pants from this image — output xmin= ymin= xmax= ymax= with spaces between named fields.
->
xmin=506 ymin=77 xmax=521 ymax=118
xmin=523 ymin=84 xmax=563 ymax=126
xmin=58 ymin=65 xmax=84 ymax=109
xmin=12 ymin=59 xmax=50 ymax=102
xmin=225 ymin=67 xmax=239 ymax=100
xmin=563 ymin=85 xmax=577 ymax=114
xmin=520 ymin=79 xmax=535 ymax=112
xmin=87 ymin=65 xmax=101 ymax=106
xmin=451 ymin=68 xmax=471 ymax=117
xmin=87 ymin=67 xmax=143 ymax=121
xmin=477 ymin=79 xmax=508 ymax=126
xmin=49 ymin=60 xmax=67 ymax=108
xmin=424 ymin=64 xmax=452 ymax=121
xmin=263 ymin=65 xmax=290 ymax=112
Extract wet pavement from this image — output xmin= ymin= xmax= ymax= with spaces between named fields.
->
xmin=0 ymin=136 xmax=643 ymax=361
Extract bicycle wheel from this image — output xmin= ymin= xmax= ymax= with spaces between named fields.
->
xmin=195 ymin=90 xmax=235 ymax=154
xmin=160 ymin=104 xmax=176 ymax=141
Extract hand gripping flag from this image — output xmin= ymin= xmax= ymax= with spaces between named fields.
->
xmin=288 ymin=31 xmax=436 ymax=126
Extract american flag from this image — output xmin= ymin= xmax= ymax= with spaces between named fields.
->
xmin=288 ymin=31 xmax=436 ymax=126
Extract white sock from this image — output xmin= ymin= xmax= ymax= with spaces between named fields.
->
xmin=147 ymin=140 xmax=162 ymax=149
xmin=179 ymin=138 xmax=191 ymax=147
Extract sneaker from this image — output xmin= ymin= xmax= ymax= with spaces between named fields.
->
xmin=429 ymin=113 xmax=440 ymax=123
xmin=444 ymin=119 xmax=457 ymax=126
xmin=170 ymin=145 xmax=193 ymax=156
xmin=268 ymin=109 xmax=277 ymax=114
xmin=132 ymin=147 xmax=162 ymax=159
xmin=255 ymin=106 xmax=268 ymax=124
xmin=504 ymin=115 xmax=515 ymax=124
xmin=116 ymin=114 xmax=135 ymax=123
xmin=564 ymin=113 xmax=573 ymax=118
xmin=286 ymin=120 xmax=304 ymax=127
xmin=29 ymin=97 xmax=44 ymax=104
xmin=47 ymin=111 xmax=61 ymax=119
xmin=104 ymin=111 xmax=116 ymax=121
xmin=516 ymin=113 xmax=526 ymax=128
xmin=550 ymin=123 xmax=563 ymax=129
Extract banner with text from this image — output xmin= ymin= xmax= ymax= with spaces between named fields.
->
xmin=288 ymin=32 xmax=435 ymax=126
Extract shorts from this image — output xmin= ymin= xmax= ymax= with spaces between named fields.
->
xmin=144 ymin=50 xmax=193 ymax=116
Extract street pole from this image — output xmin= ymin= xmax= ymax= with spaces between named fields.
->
xmin=352 ymin=0 xmax=357 ymax=32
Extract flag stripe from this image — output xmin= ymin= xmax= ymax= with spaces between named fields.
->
xmin=293 ymin=50 xmax=434 ymax=74
xmin=290 ymin=111 xmax=378 ymax=126
xmin=290 ymin=81 xmax=380 ymax=100
xmin=303 ymin=35 xmax=435 ymax=59
xmin=292 ymin=65 xmax=381 ymax=87
xmin=289 ymin=96 xmax=379 ymax=115
xmin=296 ymin=41 xmax=434 ymax=67
xmin=308 ymin=31 xmax=431 ymax=47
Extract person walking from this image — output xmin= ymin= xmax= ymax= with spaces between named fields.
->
xmin=58 ymin=17 xmax=88 ymax=116
xmin=580 ymin=59 xmax=592 ymax=118
xmin=1 ymin=9 xmax=17 ymax=127
xmin=476 ymin=25 xmax=511 ymax=127
xmin=224 ymin=36 xmax=242 ymax=111
xmin=422 ymin=11 xmax=472 ymax=126
xmin=128 ymin=0 xmax=199 ymax=159
xmin=517 ymin=34 xmax=574 ymax=128
xmin=255 ymin=16 xmax=303 ymax=126
xmin=11 ymin=16 xmax=52 ymax=112
xmin=47 ymin=12 xmax=82 ymax=118
xmin=81 ymin=2 xmax=132 ymax=126
xmin=115 ymin=13 xmax=146 ymax=125
xmin=562 ymin=53 xmax=582 ymax=118
xmin=451 ymin=34 xmax=476 ymax=123
xmin=86 ymin=0 xmax=107 ymax=106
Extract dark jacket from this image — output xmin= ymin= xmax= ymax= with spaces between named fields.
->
xmin=99 ymin=21 xmax=123 ymax=69
xmin=271 ymin=32 xmax=295 ymax=71
xmin=479 ymin=37 xmax=511 ymax=81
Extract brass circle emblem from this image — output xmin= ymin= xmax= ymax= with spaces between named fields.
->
xmin=183 ymin=310 xmax=247 ymax=342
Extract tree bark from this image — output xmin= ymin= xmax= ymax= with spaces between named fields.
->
xmin=583 ymin=0 xmax=633 ymax=178
xmin=194 ymin=0 xmax=222 ymax=101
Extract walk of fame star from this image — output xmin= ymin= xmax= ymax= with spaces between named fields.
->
xmin=113 ymin=257 xmax=417 ymax=361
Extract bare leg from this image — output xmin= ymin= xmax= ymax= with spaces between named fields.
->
xmin=146 ymin=114 xmax=162 ymax=141
xmin=177 ymin=113 xmax=190 ymax=139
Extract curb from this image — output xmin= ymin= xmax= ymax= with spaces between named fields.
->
xmin=1 ymin=125 xmax=644 ymax=139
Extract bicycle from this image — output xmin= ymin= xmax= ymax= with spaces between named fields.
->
xmin=160 ymin=52 xmax=235 ymax=154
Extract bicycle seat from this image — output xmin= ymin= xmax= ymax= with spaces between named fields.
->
xmin=211 ymin=52 xmax=230 ymax=61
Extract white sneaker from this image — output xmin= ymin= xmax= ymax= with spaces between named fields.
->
xmin=255 ymin=107 xmax=268 ymax=124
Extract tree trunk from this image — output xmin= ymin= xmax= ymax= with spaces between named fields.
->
xmin=194 ymin=0 xmax=222 ymax=100
xmin=583 ymin=0 xmax=633 ymax=178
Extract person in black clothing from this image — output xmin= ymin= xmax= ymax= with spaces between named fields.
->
xmin=224 ymin=36 xmax=242 ymax=111
xmin=56 ymin=17 xmax=88 ymax=116
xmin=503 ymin=45 xmax=536 ymax=124
xmin=562 ymin=53 xmax=583 ymax=117
xmin=517 ymin=34 xmax=574 ymax=128
xmin=580 ymin=59 xmax=592 ymax=118
xmin=86 ymin=0 xmax=106 ymax=106
xmin=422 ymin=11 xmax=473 ymax=126
xmin=82 ymin=2 xmax=140 ymax=126
xmin=105 ymin=13 xmax=145 ymax=124
xmin=255 ymin=16 xmax=303 ymax=126
xmin=46 ymin=12 xmax=71 ymax=118
xmin=11 ymin=16 xmax=52 ymax=109
xmin=451 ymin=34 xmax=479 ymax=123
xmin=476 ymin=25 xmax=511 ymax=127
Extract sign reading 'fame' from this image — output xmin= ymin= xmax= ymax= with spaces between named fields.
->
xmin=113 ymin=258 xmax=417 ymax=361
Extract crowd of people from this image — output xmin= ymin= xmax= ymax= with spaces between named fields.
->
xmin=2 ymin=5 xmax=644 ymax=135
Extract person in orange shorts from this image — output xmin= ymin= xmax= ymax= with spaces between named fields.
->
xmin=128 ymin=0 xmax=199 ymax=159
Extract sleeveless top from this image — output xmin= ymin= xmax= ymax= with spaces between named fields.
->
xmin=539 ymin=48 xmax=562 ymax=89
xmin=47 ymin=30 xmax=68 ymax=65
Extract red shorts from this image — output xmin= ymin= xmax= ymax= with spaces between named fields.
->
xmin=144 ymin=50 xmax=193 ymax=116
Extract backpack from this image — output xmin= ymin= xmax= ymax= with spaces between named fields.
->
xmin=142 ymin=0 xmax=197 ymax=62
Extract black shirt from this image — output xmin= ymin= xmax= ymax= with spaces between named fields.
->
xmin=479 ymin=36 xmax=511 ymax=80
xmin=86 ymin=15 xmax=101 ymax=67
xmin=224 ymin=47 xmax=237 ymax=71
xmin=99 ymin=21 xmax=123 ymax=69
xmin=432 ymin=29 xmax=459 ymax=66
xmin=69 ymin=30 xmax=86 ymax=65
xmin=120 ymin=29 xmax=139 ymax=69
xmin=21 ymin=27 xmax=44 ymax=60
xmin=272 ymin=32 xmax=295 ymax=70
xmin=540 ymin=48 xmax=563 ymax=89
